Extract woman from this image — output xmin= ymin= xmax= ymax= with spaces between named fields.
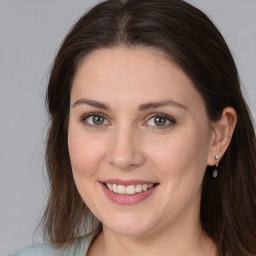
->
xmin=11 ymin=0 xmax=256 ymax=255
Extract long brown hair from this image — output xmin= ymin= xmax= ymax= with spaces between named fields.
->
xmin=41 ymin=0 xmax=256 ymax=255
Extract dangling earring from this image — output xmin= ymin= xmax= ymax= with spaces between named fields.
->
xmin=212 ymin=154 xmax=219 ymax=178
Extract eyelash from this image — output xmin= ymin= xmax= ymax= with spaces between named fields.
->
xmin=144 ymin=113 xmax=176 ymax=129
xmin=80 ymin=112 xmax=110 ymax=128
xmin=80 ymin=112 xmax=176 ymax=129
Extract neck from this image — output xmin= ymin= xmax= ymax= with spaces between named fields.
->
xmin=88 ymin=217 xmax=216 ymax=256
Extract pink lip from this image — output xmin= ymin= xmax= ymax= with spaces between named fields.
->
xmin=100 ymin=182 xmax=159 ymax=205
xmin=101 ymin=179 xmax=157 ymax=186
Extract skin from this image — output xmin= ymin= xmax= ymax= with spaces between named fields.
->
xmin=68 ymin=46 xmax=237 ymax=256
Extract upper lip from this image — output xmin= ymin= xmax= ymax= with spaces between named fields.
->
xmin=100 ymin=179 xmax=159 ymax=186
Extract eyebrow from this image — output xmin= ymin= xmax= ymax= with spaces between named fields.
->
xmin=138 ymin=100 xmax=187 ymax=111
xmin=72 ymin=98 xmax=187 ymax=111
xmin=72 ymin=98 xmax=111 ymax=110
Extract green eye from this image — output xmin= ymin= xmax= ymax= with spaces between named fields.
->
xmin=145 ymin=114 xmax=176 ymax=128
xmin=82 ymin=113 xmax=109 ymax=126
xmin=92 ymin=115 xmax=105 ymax=125
xmin=154 ymin=116 xmax=167 ymax=126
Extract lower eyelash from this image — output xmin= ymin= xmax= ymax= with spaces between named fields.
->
xmin=79 ymin=112 xmax=175 ymax=129
xmin=144 ymin=113 xmax=176 ymax=130
xmin=150 ymin=113 xmax=176 ymax=123
xmin=80 ymin=112 xmax=108 ymax=128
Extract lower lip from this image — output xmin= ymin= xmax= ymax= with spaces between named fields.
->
xmin=100 ymin=183 xmax=158 ymax=205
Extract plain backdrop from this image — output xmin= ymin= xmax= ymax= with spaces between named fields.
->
xmin=0 ymin=0 xmax=255 ymax=255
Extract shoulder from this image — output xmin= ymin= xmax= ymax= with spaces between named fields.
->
xmin=9 ymin=231 xmax=97 ymax=256
xmin=8 ymin=243 xmax=58 ymax=256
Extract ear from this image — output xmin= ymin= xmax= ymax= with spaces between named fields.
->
xmin=207 ymin=107 xmax=237 ymax=166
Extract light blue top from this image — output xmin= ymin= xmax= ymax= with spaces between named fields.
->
xmin=9 ymin=232 xmax=96 ymax=256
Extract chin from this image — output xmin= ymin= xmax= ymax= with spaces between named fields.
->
xmin=107 ymin=224 xmax=154 ymax=237
xmin=101 ymin=212 xmax=159 ymax=237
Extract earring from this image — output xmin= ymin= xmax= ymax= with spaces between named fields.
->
xmin=212 ymin=154 xmax=219 ymax=178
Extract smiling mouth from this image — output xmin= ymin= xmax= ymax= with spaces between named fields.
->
xmin=103 ymin=183 xmax=158 ymax=195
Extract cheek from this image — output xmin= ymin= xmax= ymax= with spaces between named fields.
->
xmin=67 ymin=125 xmax=108 ymax=209
xmin=146 ymin=129 xmax=211 ymax=216
xmin=68 ymin=126 xmax=107 ymax=176
xmin=147 ymin=127 xmax=210 ymax=180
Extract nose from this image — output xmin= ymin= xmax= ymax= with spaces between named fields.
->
xmin=107 ymin=126 xmax=145 ymax=170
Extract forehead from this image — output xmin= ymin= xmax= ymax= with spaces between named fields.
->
xmin=70 ymin=46 xmax=204 ymax=112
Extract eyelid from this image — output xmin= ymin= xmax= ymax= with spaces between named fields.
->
xmin=79 ymin=112 xmax=175 ymax=129
xmin=80 ymin=112 xmax=105 ymax=120
xmin=143 ymin=113 xmax=176 ymax=128
xmin=80 ymin=112 xmax=111 ymax=127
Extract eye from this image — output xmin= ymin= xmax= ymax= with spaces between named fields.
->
xmin=144 ymin=113 xmax=175 ymax=128
xmin=81 ymin=113 xmax=110 ymax=127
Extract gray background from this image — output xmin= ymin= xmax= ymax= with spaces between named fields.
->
xmin=0 ymin=0 xmax=255 ymax=255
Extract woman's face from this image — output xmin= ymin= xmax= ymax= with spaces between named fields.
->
xmin=68 ymin=47 xmax=215 ymax=237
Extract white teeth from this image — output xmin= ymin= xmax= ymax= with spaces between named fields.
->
xmin=106 ymin=183 xmax=113 ymax=191
xmin=117 ymin=185 xmax=126 ymax=194
xmin=126 ymin=185 xmax=136 ymax=195
xmin=105 ymin=183 xmax=154 ymax=195
xmin=135 ymin=184 xmax=143 ymax=193
xmin=112 ymin=184 xmax=118 ymax=193
xmin=148 ymin=184 xmax=153 ymax=189
xmin=142 ymin=184 xmax=148 ymax=191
